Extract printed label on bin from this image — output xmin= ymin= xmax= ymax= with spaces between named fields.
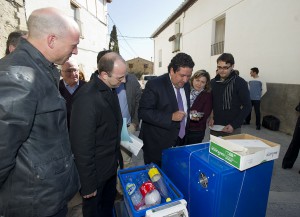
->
xmin=126 ymin=182 xmax=136 ymax=196
xmin=210 ymin=142 xmax=241 ymax=168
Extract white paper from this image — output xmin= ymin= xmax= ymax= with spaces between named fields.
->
xmin=120 ymin=118 xmax=143 ymax=156
xmin=209 ymin=125 xmax=225 ymax=131
xmin=226 ymin=139 xmax=270 ymax=148
xmin=226 ymin=139 xmax=269 ymax=155
xmin=121 ymin=133 xmax=143 ymax=156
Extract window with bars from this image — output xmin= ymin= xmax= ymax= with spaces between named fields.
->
xmin=71 ymin=2 xmax=84 ymax=38
xmin=158 ymin=49 xmax=162 ymax=67
xmin=211 ymin=16 xmax=225 ymax=56
xmin=173 ymin=20 xmax=181 ymax=52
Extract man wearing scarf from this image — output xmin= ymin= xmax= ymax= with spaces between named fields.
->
xmin=209 ymin=53 xmax=251 ymax=137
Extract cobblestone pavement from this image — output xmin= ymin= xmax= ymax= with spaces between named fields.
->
xmin=67 ymin=124 xmax=300 ymax=217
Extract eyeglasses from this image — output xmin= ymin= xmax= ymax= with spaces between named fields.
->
xmin=103 ymin=71 xmax=126 ymax=82
xmin=217 ymin=65 xmax=231 ymax=71
xmin=111 ymin=75 xmax=125 ymax=82
xmin=63 ymin=68 xmax=79 ymax=73
xmin=105 ymin=71 xmax=126 ymax=82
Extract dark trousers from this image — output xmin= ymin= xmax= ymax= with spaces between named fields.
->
xmin=186 ymin=130 xmax=205 ymax=145
xmin=144 ymin=136 xmax=186 ymax=168
xmin=175 ymin=136 xmax=186 ymax=147
xmin=246 ymin=100 xmax=261 ymax=126
xmin=82 ymin=175 xmax=117 ymax=217
xmin=144 ymin=153 xmax=160 ymax=167
xmin=47 ymin=206 xmax=68 ymax=217
xmin=282 ymin=116 xmax=300 ymax=168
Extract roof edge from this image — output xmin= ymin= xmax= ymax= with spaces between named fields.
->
xmin=151 ymin=0 xmax=198 ymax=38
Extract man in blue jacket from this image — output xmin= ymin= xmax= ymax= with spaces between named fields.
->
xmin=0 ymin=8 xmax=80 ymax=217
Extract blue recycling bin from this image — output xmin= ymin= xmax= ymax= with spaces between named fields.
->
xmin=117 ymin=164 xmax=184 ymax=217
xmin=162 ymin=142 xmax=274 ymax=217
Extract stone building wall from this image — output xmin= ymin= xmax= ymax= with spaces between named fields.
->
xmin=126 ymin=57 xmax=154 ymax=75
xmin=0 ymin=0 xmax=27 ymax=58
xmin=260 ymin=83 xmax=300 ymax=135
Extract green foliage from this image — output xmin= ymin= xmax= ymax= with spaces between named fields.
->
xmin=109 ymin=25 xmax=119 ymax=54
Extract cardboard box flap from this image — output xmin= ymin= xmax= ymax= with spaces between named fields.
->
xmin=222 ymin=134 xmax=279 ymax=148
xmin=210 ymin=135 xmax=248 ymax=154
xmin=209 ymin=134 xmax=280 ymax=171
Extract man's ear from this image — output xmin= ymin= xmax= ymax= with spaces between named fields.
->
xmin=8 ymin=44 xmax=16 ymax=53
xmin=170 ymin=67 xmax=175 ymax=75
xmin=99 ymin=71 xmax=108 ymax=80
xmin=47 ymin=34 xmax=56 ymax=49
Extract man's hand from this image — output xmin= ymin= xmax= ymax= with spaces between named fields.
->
xmin=172 ymin=111 xmax=186 ymax=122
xmin=127 ymin=123 xmax=136 ymax=134
xmin=222 ymin=124 xmax=234 ymax=133
xmin=83 ymin=190 xmax=97 ymax=199
xmin=208 ymin=118 xmax=214 ymax=127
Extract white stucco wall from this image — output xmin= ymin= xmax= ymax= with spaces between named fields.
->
xmin=153 ymin=19 xmax=178 ymax=75
xmin=153 ymin=0 xmax=300 ymax=85
xmin=25 ymin=0 xmax=109 ymax=79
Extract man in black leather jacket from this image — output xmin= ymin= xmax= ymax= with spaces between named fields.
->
xmin=0 ymin=8 xmax=80 ymax=217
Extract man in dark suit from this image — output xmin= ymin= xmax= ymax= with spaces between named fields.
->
xmin=59 ymin=58 xmax=86 ymax=130
xmin=138 ymin=53 xmax=195 ymax=167
xmin=70 ymin=52 xmax=126 ymax=217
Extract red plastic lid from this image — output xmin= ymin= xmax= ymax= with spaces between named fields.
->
xmin=139 ymin=181 xmax=156 ymax=197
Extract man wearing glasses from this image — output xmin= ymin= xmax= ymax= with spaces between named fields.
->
xmin=209 ymin=53 xmax=251 ymax=136
xmin=70 ymin=52 xmax=126 ymax=217
xmin=59 ymin=58 xmax=86 ymax=130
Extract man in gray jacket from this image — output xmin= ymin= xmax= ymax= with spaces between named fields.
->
xmin=0 ymin=8 xmax=80 ymax=217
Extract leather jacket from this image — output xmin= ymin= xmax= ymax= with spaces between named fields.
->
xmin=0 ymin=38 xmax=80 ymax=217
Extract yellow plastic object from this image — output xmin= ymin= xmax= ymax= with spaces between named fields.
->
xmin=148 ymin=168 xmax=160 ymax=182
xmin=166 ymin=197 xmax=171 ymax=202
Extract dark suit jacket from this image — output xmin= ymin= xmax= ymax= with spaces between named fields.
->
xmin=138 ymin=73 xmax=190 ymax=165
xmin=59 ymin=79 xmax=86 ymax=130
xmin=70 ymin=74 xmax=122 ymax=195
xmin=125 ymin=74 xmax=142 ymax=127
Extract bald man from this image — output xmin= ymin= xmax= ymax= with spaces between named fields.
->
xmin=0 ymin=8 xmax=80 ymax=217
xmin=59 ymin=58 xmax=86 ymax=130
xmin=70 ymin=52 xmax=126 ymax=217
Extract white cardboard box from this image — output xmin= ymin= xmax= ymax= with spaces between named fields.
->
xmin=209 ymin=134 xmax=280 ymax=171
